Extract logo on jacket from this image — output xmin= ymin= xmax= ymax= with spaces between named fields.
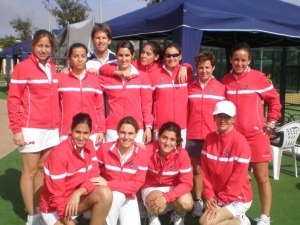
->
xmin=161 ymin=77 xmax=166 ymax=84
xmin=243 ymin=83 xmax=248 ymax=90
xmin=224 ymin=149 xmax=230 ymax=157
xmin=86 ymin=82 xmax=92 ymax=88
xmin=131 ymin=80 xmax=135 ymax=84
xmin=210 ymin=89 xmax=215 ymax=95
xmin=129 ymin=162 xmax=135 ymax=169
xmin=169 ymin=164 xmax=174 ymax=171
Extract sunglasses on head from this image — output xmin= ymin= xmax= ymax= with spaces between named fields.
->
xmin=165 ymin=53 xmax=180 ymax=58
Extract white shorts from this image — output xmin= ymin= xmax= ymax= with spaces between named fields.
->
xmin=225 ymin=201 xmax=252 ymax=218
xmin=41 ymin=211 xmax=77 ymax=225
xmin=60 ymin=133 xmax=100 ymax=150
xmin=19 ymin=128 xmax=59 ymax=153
xmin=105 ymin=129 xmax=144 ymax=143
xmin=141 ymin=186 xmax=175 ymax=213
xmin=154 ymin=128 xmax=187 ymax=148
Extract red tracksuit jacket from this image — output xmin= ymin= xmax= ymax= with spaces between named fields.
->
xmin=40 ymin=137 xmax=99 ymax=218
xmin=8 ymin=54 xmax=60 ymax=133
xmin=222 ymin=67 xmax=281 ymax=136
xmin=201 ymin=127 xmax=253 ymax=205
xmin=149 ymin=64 xmax=194 ymax=130
xmin=187 ymin=77 xmax=225 ymax=140
xmin=99 ymin=63 xmax=153 ymax=130
xmin=143 ymin=142 xmax=193 ymax=203
xmin=58 ymin=70 xmax=105 ymax=135
xmin=97 ymin=141 xmax=148 ymax=199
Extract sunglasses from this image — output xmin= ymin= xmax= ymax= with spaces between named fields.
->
xmin=165 ymin=53 xmax=180 ymax=58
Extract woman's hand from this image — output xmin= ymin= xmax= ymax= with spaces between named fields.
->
xmin=13 ymin=132 xmax=25 ymax=146
xmin=95 ymin=133 xmax=104 ymax=146
xmin=90 ymin=176 xmax=108 ymax=186
xmin=65 ymin=188 xmax=87 ymax=218
xmin=205 ymin=197 xmax=218 ymax=210
xmin=147 ymin=195 xmax=167 ymax=214
xmin=178 ymin=66 xmax=187 ymax=83
xmin=114 ymin=70 xmax=131 ymax=79
xmin=87 ymin=68 xmax=98 ymax=75
xmin=61 ymin=67 xmax=69 ymax=74
xmin=143 ymin=127 xmax=152 ymax=144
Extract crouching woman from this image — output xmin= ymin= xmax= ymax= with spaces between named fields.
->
xmin=141 ymin=122 xmax=194 ymax=225
xmin=39 ymin=113 xmax=112 ymax=225
xmin=200 ymin=100 xmax=252 ymax=225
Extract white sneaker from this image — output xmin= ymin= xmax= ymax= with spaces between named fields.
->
xmin=192 ymin=200 xmax=204 ymax=217
xmin=148 ymin=215 xmax=161 ymax=225
xmin=254 ymin=214 xmax=271 ymax=225
xmin=25 ymin=214 xmax=44 ymax=225
xmin=240 ymin=214 xmax=251 ymax=225
xmin=170 ymin=211 xmax=185 ymax=225
xmin=83 ymin=210 xmax=92 ymax=220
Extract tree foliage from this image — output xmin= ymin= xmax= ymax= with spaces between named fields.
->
xmin=43 ymin=0 xmax=92 ymax=28
xmin=9 ymin=16 xmax=33 ymax=41
xmin=0 ymin=36 xmax=17 ymax=49
xmin=140 ymin=0 xmax=165 ymax=6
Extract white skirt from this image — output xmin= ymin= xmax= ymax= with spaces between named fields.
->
xmin=18 ymin=128 xmax=59 ymax=153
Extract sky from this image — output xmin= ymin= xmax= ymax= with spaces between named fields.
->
xmin=0 ymin=0 xmax=147 ymax=38
xmin=0 ymin=0 xmax=300 ymax=39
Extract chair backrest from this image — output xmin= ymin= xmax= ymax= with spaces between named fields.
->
xmin=275 ymin=121 xmax=300 ymax=148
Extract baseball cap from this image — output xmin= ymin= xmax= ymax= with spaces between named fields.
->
xmin=213 ymin=100 xmax=236 ymax=117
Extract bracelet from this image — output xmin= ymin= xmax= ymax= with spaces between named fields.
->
xmin=268 ymin=121 xmax=276 ymax=125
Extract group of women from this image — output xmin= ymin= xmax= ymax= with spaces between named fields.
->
xmin=7 ymin=26 xmax=281 ymax=225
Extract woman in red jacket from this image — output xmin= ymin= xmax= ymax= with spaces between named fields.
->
xmin=40 ymin=113 xmax=112 ymax=225
xmin=186 ymin=51 xmax=226 ymax=217
xmin=7 ymin=29 xmax=60 ymax=225
xmin=58 ymin=43 xmax=105 ymax=149
xmin=99 ymin=40 xmax=153 ymax=144
xmin=141 ymin=122 xmax=193 ymax=225
xmin=94 ymin=116 xmax=148 ymax=225
xmin=200 ymin=100 xmax=252 ymax=225
xmin=222 ymin=43 xmax=281 ymax=225
xmin=149 ymin=43 xmax=194 ymax=148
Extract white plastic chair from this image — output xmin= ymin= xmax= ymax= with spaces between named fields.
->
xmin=270 ymin=121 xmax=300 ymax=180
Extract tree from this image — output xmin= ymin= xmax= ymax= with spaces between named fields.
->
xmin=43 ymin=0 xmax=92 ymax=28
xmin=9 ymin=16 xmax=33 ymax=41
xmin=139 ymin=0 xmax=164 ymax=6
xmin=0 ymin=36 xmax=17 ymax=49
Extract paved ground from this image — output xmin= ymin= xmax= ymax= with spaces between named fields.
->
xmin=0 ymin=99 xmax=16 ymax=159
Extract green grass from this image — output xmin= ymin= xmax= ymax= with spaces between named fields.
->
xmin=0 ymin=150 xmax=299 ymax=225
xmin=0 ymin=86 xmax=8 ymax=100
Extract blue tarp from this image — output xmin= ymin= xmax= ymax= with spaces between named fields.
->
xmin=106 ymin=0 xmax=300 ymax=67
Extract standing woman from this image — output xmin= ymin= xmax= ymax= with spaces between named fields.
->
xmin=7 ymin=29 xmax=60 ymax=225
xmin=40 ymin=113 xmax=112 ymax=225
xmin=222 ymin=42 xmax=281 ymax=225
xmin=58 ymin=43 xmax=105 ymax=148
xmin=94 ymin=116 xmax=148 ymax=225
xmin=150 ymin=43 xmax=193 ymax=147
xmin=186 ymin=50 xmax=225 ymax=217
xmin=99 ymin=40 xmax=153 ymax=143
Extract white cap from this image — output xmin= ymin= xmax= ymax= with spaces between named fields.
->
xmin=213 ymin=100 xmax=236 ymax=117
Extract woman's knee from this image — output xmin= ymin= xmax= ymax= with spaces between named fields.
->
xmin=90 ymin=186 xmax=112 ymax=205
xmin=175 ymin=193 xmax=194 ymax=212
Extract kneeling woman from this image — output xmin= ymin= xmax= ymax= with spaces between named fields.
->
xmin=93 ymin=116 xmax=148 ymax=225
xmin=200 ymin=100 xmax=252 ymax=225
xmin=39 ymin=113 xmax=112 ymax=225
xmin=141 ymin=122 xmax=193 ymax=225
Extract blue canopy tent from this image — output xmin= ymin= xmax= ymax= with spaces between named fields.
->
xmin=106 ymin=0 xmax=300 ymax=67
xmin=0 ymin=47 xmax=13 ymax=85
xmin=12 ymin=40 xmax=32 ymax=62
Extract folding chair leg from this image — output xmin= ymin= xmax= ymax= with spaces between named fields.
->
xmin=271 ymin=146 xmax=282 ymax=180
xmin=292 ymin=146 xmax=298 ymax=178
